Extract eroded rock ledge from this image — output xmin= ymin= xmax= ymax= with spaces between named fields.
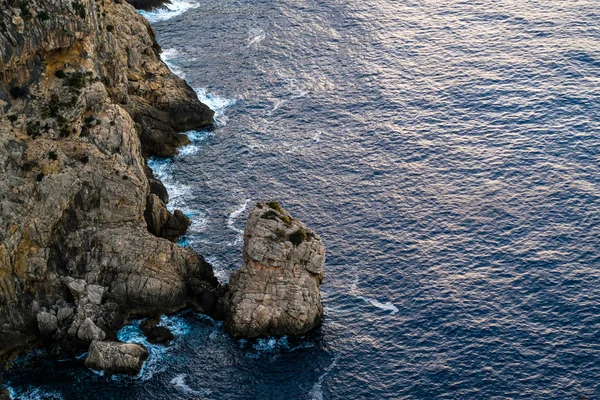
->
xmin=0 ymin=0 xmax=221 ymax=363
xmin=224 ymin=202 xmax=325 ymax=338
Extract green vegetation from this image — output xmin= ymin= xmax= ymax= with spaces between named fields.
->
xmin=38 ymin=11 xmax=50 ymax=21
xmin=12 ymin=0 xmax=32 ymax=19
xmin=26 ymin=121 xmax=41 ymax=138
xmin=261 ymin=204 xmax=293 ymax=226
xmin=59 ymin=126 xmax=71 ymax=138
xmin=267 ymin=200 xmax=284 ymax=213
xmin=9 ymin=86 xmax=25 ymax=99
xmin=55 ymin=70 xmax=67 ymax=79
xmin=48 ymin=151 xmax=58 ymax=160
xmin=261 ymin=210 xmax=279 ymax=221
xmin=7 ymin=115 xmax=18 ymax=122
xmin=289 ymin=229 xmax=308 ymax=246
xmin=22 ymin=161 xmax=36 ymax=172
xmin=67 ymin=72 xmax=86 ymax=90
xmin=79 ymin=155 xmax=89 ymax=164
xmin=106 ymin=25 xmax=115 ymax=33
xmin=72 ymin=1 xmax=86 ymax=19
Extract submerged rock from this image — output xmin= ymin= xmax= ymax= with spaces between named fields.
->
xmin=140 ymin=317 xmax=175 ymax=344
xmin=224 ymin=202 xmax=325 ymax=338
xmin=85 ymin=341 xmax=148 ymax=375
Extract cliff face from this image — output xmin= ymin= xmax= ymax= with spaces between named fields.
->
xmin=0 ymin=0 xmax=220 ymax=361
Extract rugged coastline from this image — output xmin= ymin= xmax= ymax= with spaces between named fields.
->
xmin=0 ymin=0 xmax=223 ymax=365
xmin=0 ymin=0 xmax=324 ymax=382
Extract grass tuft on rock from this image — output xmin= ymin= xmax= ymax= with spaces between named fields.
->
xmin=289 ymin=228 xmax=308 ymax=246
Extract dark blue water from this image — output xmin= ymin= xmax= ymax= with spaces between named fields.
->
xmin=6 ymin=0 xmax=600 ymax=398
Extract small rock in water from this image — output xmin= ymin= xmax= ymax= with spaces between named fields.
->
xmin=85 ymin=341 xmax=149 ymax=375
xmin=140 ymin=317 xmax=175 ymax=344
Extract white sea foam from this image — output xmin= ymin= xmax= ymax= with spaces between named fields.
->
xmin=195 ymin=88 xmax=237 ymax=126
xmin=139 ymin=0 xmax=199 ymax=23
xmin=290 ymin=90 xmax=309 ymax=100
xmin=358 ymin=296 xmax=399 ymax=314
xmin=247 ymin=28 xmax=266 ymax=47
xmin=309 ymin=355 xmax=340 ymax=400
xmin=313 ymin=130 xmax=322 ymax=142
xmin=116 ymin=315 xmax=191 ymax=381
xmin=6 ymin=386 xmax=64 ymax=400
xmin=171 ymin=374 xmax=212 ymax=396
xmin=160 ymin=48 xmax=186 ymax=78
xmin=227 ymin=199 xmax=251 ymax=235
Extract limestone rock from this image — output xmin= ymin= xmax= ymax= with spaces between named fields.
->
xmin=224 ymin=202 xmax=325 ymax=338
xmin=162 ymin=210 xmax=191 ymax=242
xmin=0 ymin=0 xmax=221 ymax=360
xmin=85 ymin=341 xmax=148 ymax=375
xmin=140 ymin=317 xmax=174 ymax=344
xmin=56 ymin=307 xmax=74 ymax=323
xmin=37 ymin=312 xmax=58 ymax=336
xmin=78 ymin=318 xmax=106 ymax=342
xmin=86 ymin=285 xmax=105 ymax=306
xmin=144 ymin=194 xmax=190 ymax=242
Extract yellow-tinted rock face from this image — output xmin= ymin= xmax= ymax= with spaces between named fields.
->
xmin=0 ymin=0 xmax=221 ymax=361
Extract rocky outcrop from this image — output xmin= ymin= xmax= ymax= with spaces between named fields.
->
xmin=85 ymin=340 xmax=148 ymax=375
xmin=0 ymin=0 xmax=222 ymax=361
xmin=144 ymin=194 xmax=190 ymax=242
xmin=224 ymin=202 xmax=325 ymax=338
xmin=140 ymin=317 xmax=174 ymax=344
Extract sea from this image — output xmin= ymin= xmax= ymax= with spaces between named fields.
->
xmin=5 ymin=0 xmax=600 ymax=398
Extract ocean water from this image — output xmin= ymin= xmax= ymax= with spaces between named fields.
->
xmin=6 ymin=0 xmax=600 ymax=398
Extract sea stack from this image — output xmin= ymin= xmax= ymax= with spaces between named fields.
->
xmin=224 ymin=202 xmax=325 ymax=338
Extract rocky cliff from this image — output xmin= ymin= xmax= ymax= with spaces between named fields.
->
xmin=0 ymin=0 xmax=222 ymax=361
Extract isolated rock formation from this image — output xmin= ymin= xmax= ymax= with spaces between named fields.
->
xmin=224 ymin=202 xmax=325 ymax=338
xmin=140 ymin=317 xmax=174 ymax=344
xmin=0 ymin=0 xmax=221 ymax=361
xmin=85 ymin=341 xmax=149 ymax=375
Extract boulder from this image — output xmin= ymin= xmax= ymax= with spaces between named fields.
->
xmin=140 ymin=318 xmax=174 ymax=344
xmin=37 ymin=312 xmax=58 ymax=336
xmin=56 ymin=307 xmax=74 ymax=323
xmin=77 ymin=318 xmax=106 ymax=342
xmin=85 ymin=341 xmax=148 ymax=375
xmin=86 ymin=285 xmax=105 ymax=305
xmin=162 ymin=210 xmax=191 ymax=242
xmin=144 ymin=194 xmax=190 ymax=242
xmin=149 ymin=178 xmax=169 ymax=204
xmin=224 ymin=202 xmax=325 ymax=338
